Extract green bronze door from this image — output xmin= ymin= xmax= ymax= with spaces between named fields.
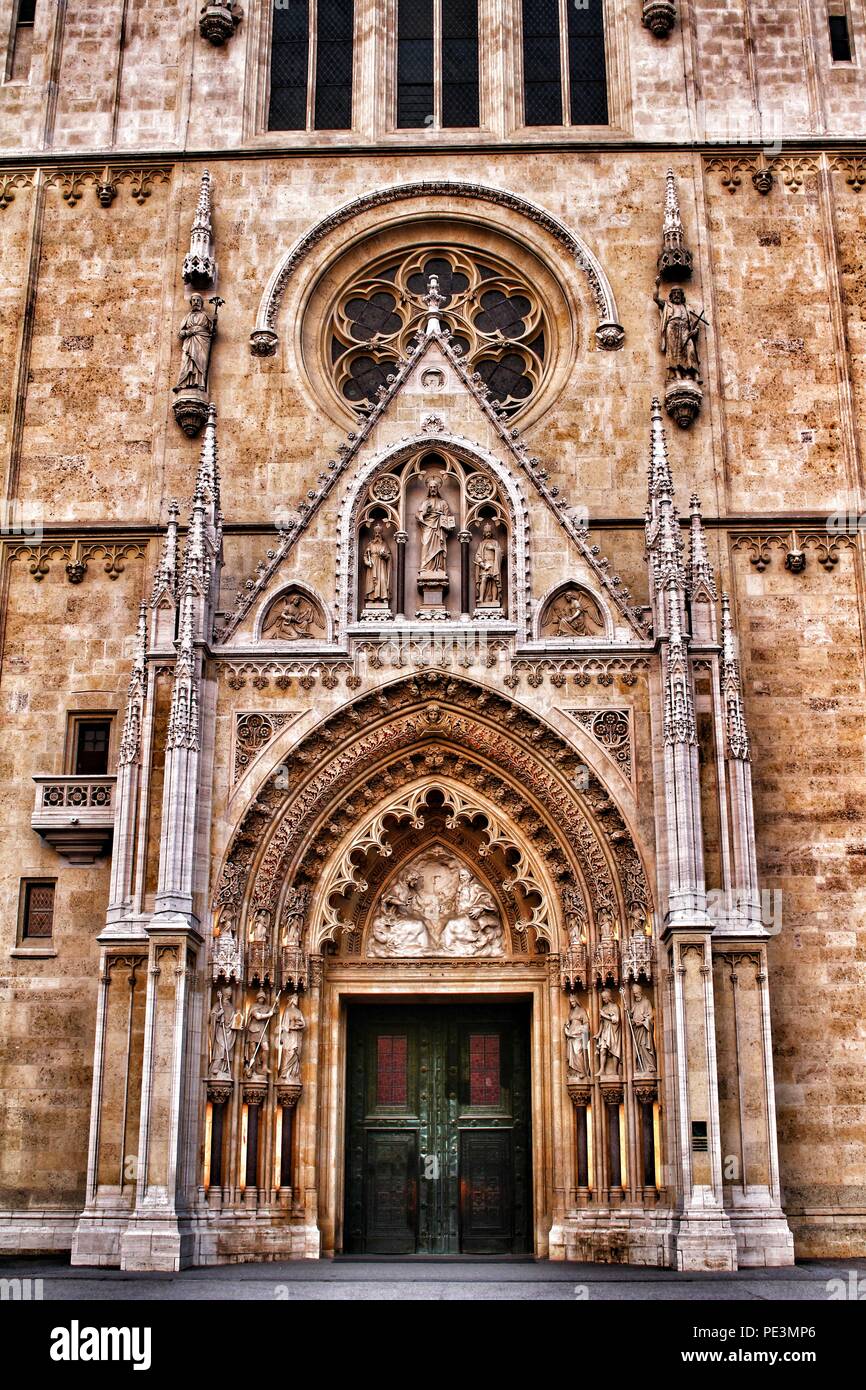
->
xmin=344 ymin=1002 xmax=531 ymax=1255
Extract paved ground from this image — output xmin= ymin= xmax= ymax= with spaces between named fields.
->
xmin=3 ymin=1255 xmax=865 ymax=1300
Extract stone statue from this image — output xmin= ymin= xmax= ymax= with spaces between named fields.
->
xmin=244 ymin=990 xmax=275 ymax=1076
xmin=367 ymin=848 xmax=503 ymax=958
xmin=595 ymin=988 xmax=622 ymax=1077
xmin=173 ymin=293 xmax=215 ymax=393
xmin=416 ymin=475 xmax=454 ymax=578
xmin=363 ymin=522 xmax=392 ymax=604
xmin=653 ymin=277 xmax=703 ymax=382
xmin=278 ymin=994 xmax=305 ymax=1082
xmin=208 ymin=988 xmax=238 ymax=1080
xmin=564 ymin=995 xmax=591 ymax=1081
xmin=473 ymin=522 xmax=503 ymax=607
xmin=629 ymin=984 xmax=656 ymax=1075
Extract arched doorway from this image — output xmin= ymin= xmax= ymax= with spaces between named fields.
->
xmin=210 ymin=673 xmax=659 ymax=1261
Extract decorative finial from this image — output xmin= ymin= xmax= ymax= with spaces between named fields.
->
xmin=687 ymin=494 xmax=717 ymax=599
xmin=721 ymin=593 xmax=750 ymax=760
xmin=183 ymin=170 xmax=216 ymax=290
xmin=424 ymin=274 xmax=444 ymax=335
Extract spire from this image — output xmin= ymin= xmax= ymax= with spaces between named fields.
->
xmin=182 ymin=170 xmax=216 ymax=290
xmin=721 ymin=593 xmax=750 ymax=760
xmin=649 ymin=396 xmax=674 ymax=503
xmin=182 ymin=403 xmax=221 ymax=599
xmin=151 ymin=500 xmax=180 ymax=607
xmin=118 ymin=602 xmax=148 ymax=766
xmin=658 ymin=167 xmax=693 ymax=280
xmin=166 ymin=583 xmax=199 ymax=751
xmin=687 ymin=494 xmax=717 ymax=599
xmin=423 ymin=273 xmax=444 ymax=335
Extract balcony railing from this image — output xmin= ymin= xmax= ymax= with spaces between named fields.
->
xmin=31 ymin=775 xmax=116 ymax=863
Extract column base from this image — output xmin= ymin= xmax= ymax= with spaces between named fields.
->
xmin=120 ymin=1214 xmax=194 ymax=1272
xmin=674 ymin=1205 xmax=738 ymax=1271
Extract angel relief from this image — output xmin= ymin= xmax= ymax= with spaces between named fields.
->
xmin=261 ymin=587 xmax=326 ymax=642
xmin=366 ymin=847 xmax=504 ymax=958
xmin=539 ymin=585 xmax=606 ymax=639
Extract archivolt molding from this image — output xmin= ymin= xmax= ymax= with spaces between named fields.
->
xmin=336 ymin=432 xmax=532 ymax=639
xmin=313 ymin=779 xmax=554 ymax=950
xmin=250 ymin=180 xmax=624 ymax=353
xmin=210 ymin=675 xmax=653 ymax=974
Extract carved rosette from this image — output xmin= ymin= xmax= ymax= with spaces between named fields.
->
xmin=199 ymin=2 xmax=242 ymax=45
xmin=642 ymin=0 xmax=676 ymax=38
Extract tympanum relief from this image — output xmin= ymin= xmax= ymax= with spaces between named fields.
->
xmin=261 ymin=587 xmax=326 ymax=642
xmin=539 ymin=585 xmax=605 ymax=639
xmin=366 ymin=847 xmax=504 ymax=957
xmin=355 ymin=450 xmax=510 ymax=622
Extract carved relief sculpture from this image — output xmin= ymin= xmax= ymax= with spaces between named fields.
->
xmin=262 ymin=588 xmax=324 ymax=642
xmin=653 ymin=277 xmax=704 ymax=428
xmin=199 ymin=2 xmax=242 ymax=45
xmin=595 ymin=988 xmax=622 ymax=1077
xmin=213 ymin=908 xmax=243 ymax=983
xmin=172 ymin=293 xmax=223 ymax=437
xmin=277 ymin=994 xmax=305 ymax=1081
xmin=280 ymin=885 xmax=309 ymax=987
xmin=540 ymin=586 xmax=605 ymax=639
xmin=367 ymin=848 xmax=503 ymax=958
xmin=248 ymin=908 xmax=273 ymax=983
xmin=565 ymin=994 xmax=592 ymax=1081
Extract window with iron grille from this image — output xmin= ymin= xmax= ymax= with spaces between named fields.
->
xmin=521 ymin=0 xmax=607 ymax=127
xmin=7 ymin=0 xmax=36 ymax=83
xmin=269 ymin=0 xmax=355 ymax=131
xmin=397 ymin=0 xmax=480 ymax=129
xmin=20 ymin=880 xmax=55 ymax=941
xmin=829 ymin=9 xmax=854 ymax=63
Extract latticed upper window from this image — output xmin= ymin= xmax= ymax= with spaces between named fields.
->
xmin=396 ymin=0 xmax=480 ymax=129
xmin=521 ymin=0 xmax=607 ymax=126
xmin=269 ymin=0 xmax=355 ymax=131
xmin=21 ymin=881 xmax=55 ymax=941
xmin=329 ymin=246 xmax=547 ymax=415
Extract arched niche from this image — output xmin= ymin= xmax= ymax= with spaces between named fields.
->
xmin=256 ymin=582 xmax=329 ymax=643
xmin=536 ymin=581 xmax=611 ymax=641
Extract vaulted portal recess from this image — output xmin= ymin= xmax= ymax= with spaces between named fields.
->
xmin=344 ymin=1001 xmax=531 ymax=1255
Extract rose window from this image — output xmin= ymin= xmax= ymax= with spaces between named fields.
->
xmin=329 ymin=247 xmax=547 ymax=417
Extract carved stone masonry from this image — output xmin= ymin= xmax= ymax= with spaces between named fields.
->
xmin=642 ymin=0 xmax=676 ymax=38
xmin=199 ymin=3 xmax=242 ymax=45
xmin=658 ymin=168 xmax=693 ymax=280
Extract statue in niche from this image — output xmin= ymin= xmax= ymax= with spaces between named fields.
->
xmin=564 ymin=995 xmax=592 ymax=1081
xmin=363 ymin=522 xmax=392 ymax=606
xmin=416 ymin=475 xmax=455 ymax=579
xmin=474 ymin=522 xmax=503 ymax=609
xmin=174 ymin=293 xmax=216 ymax=393
xmin=263 ymin=590 xmax=321 ymax=642
xmin=629 ymin=984 xmax=657 ymax=1075
xmin=653 ymin=277 xmax=704 ymax=382
xmin=595 ymin=988 xmax=622 ymax=1078
xmin=367 ymin=847 xmax=503 ymax=958
xmin=244 ymin=991 xmax=276 ymax=1077
xmin=209 ymin=988 xmax=240 ymax=1079
xmin=541 ymin=587 xmax=605 ymax=639
xmin=277 ymin=994 xmax=305 ymax=1082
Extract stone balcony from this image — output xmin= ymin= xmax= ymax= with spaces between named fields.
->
xmin=31 ymin=775 xmax=116 ymax=863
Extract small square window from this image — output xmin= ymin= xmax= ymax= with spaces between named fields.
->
xmin=830 ymin=13 xmax=854 ymax=62
xmin=20 ymin=880 xmax=56 ymax=941
xmin=65 ymin=714 xmax=115 ymax=776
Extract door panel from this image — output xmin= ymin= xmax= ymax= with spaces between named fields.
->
xmin=344 ymin=1002 xmax=530 ymax=1255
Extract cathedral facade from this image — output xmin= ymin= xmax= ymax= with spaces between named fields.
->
xmin=0 ymin=0 xmax=864 ymax=1272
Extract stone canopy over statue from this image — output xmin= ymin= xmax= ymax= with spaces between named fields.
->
xmin=367 ymin=847 xmax=503 ymax=957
